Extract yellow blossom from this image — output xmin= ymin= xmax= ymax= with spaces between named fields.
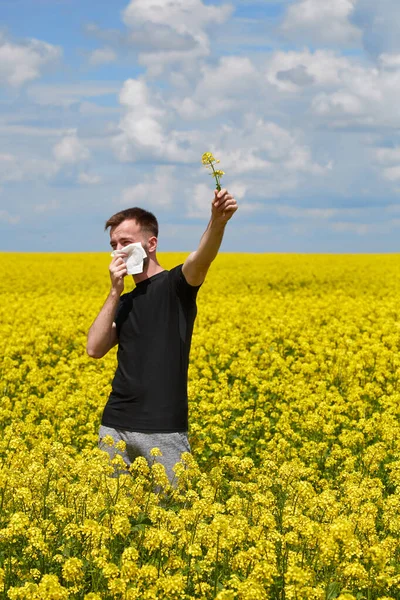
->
xmin=201 ymin=151 xmax=225 ymax=190
xmin=1 ymin=252 xmax=400 ymax=599
xmin=62 ymin=557 xmax=84 ymax=583
xmin=150 ymin=447 xmax=163 ymax=457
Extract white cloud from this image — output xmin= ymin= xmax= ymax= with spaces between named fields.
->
xmin=123 ymin=0 xmax=232 ymax=33
xmin=379 ymin=54 xmax=400 ymax=69
xmin=174 ymin=56 xmax=259 ymax=119
xmin=0 ymin=33 xmax=61 ymax=87
xmin=121 ymin=166 xmax=177 ymax=208
xmin=262 ymin=50 xmax=400 ymax=129
xmin=219 ymin=118 xmax=330 ymax=177
xmin=53 ymin=131 xmax=90 ymax=165
xmin=88 ymin=47 xmax=117 ymax=66
xmin=114 ymin=79 xmax=166 ymax=159
xmin=122 ymin=0 xmax=233 ymax=75
xmin=0 ymin=152 xmax=58 ymax=183
xmin=186 ymin=183 xmax=213 ymax=218
xmin=319 ymin=70 xmax=398 ymax=127
xmin=228 ymin=181 xmax=247 ymax=201
xmin=186 ymin=179 xmax=246 ymax=217
xmin=282 ymin=0 xmax=361 ymax=45
xmin=161 ymin=117 xmax=332 ymax=203
xmin=0 ymin=209 xmax=20 ymax=225
xmin=113 ymin=78 xmax=197 ymax=162
xmin=3 ymin=0 xmax=400 ymax=252
xmin=313 ymin=91 xmax=364 ymax=116
xmin=382 ymin=166 xmax=400 ymax=182
xmin=267 ymin=49 xmax=352 ymax=92
xmin=78 ymin=172 xmax=102 ymax=185
xmin=372 ymin=145 xmax=400 ymax=186
xmin=119 ymin=79 xmax=161 ymax=116
xmin=0 ymin=135 xmax=95 ymax=189
xmin=375 ymin=147 xmax=400 ymax=165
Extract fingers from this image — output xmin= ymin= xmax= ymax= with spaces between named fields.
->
xmin=110 ymin=257 xmax=126 ymax=270
xmin=114 ymin=265 xmax=128 ymax=278
xmin=212 ymin=188 xmax=238 ymax=222
xmin=213 ymin=189 xmax=233 ymax=208
xmin=214 ymin=188 xmax=228 ymax=200
xmin=214 ymin=197 xmax=238 ymax=213
xmin=109 ymin=256 xmax=128 ymax=279
xmin=222 ymin=203 xmax=238 ymax=215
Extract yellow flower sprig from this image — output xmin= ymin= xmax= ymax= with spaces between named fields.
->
xmin=201 ymin=152 xmax=225 ymax=191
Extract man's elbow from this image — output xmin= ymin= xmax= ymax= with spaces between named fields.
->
xmin=86 ymin=343 xmax=106 ymax=359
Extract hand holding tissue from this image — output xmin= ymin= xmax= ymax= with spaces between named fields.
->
xmin=111 ymin=242 xmax=147 ymax=275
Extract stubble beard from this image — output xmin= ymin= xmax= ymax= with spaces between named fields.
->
xmin=142 ymin=243 xmax=150 ymax=271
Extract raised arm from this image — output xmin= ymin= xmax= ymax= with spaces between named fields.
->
xmin=86 ymin=255 xmax=127 ymax=358
xmin=182 ymin=188 xmax=238 ymax=286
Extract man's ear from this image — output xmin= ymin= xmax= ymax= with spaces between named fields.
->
xmin=147 ymin=236 xmax=158 ymax=253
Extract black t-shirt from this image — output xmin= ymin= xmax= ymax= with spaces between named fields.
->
xmin=101 ymin=264 xmax=201 ymax=433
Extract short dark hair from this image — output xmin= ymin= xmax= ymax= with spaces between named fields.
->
xmin=105 ymin=207 xmax=158 ymax=238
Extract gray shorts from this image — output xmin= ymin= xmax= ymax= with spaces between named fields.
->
xmin=98 ymin=425 xmax=191 ymax=485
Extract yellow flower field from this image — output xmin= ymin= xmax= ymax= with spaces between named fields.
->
xmin=1 ymin=252 xmax=400 ymax=600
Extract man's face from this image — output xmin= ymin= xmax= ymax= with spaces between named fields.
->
xmin=110 ymin=219 xmax=147 ymax=252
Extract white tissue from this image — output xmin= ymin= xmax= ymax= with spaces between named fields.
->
xmin=111 ymin=242 xmax=147 ymax=275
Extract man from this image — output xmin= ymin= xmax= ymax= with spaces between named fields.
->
xmin=87 ymin=188 xmax=238 ymax=483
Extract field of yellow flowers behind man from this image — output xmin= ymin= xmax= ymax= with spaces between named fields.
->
xmin=1 ymin=253 xmax=400 ymax=600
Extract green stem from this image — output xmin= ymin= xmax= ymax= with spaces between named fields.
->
xmin=209 ymin=161 xmax=221 ymax=192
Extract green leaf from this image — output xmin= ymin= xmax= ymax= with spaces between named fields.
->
xmin=326 ymin=582 xmax=340 ymax=600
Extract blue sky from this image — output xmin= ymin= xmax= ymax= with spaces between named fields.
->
xmin=1 ymin=0 xmax=400 ymax=252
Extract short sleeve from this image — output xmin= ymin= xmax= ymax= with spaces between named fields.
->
xmin=114 ymin=292 xmax=132 ymax=337
xmin=169 ymin=264 xmax=201 ymax=305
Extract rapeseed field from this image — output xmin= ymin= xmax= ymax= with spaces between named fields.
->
xmin=1 ymin=252 xmax=400 ymax=600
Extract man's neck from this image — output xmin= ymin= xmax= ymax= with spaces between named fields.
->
xmin=133 ymin=259 xmax=164 ymax=284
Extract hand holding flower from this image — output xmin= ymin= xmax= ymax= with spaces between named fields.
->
xmin=212 ymin=188 xmax=238 ymax=224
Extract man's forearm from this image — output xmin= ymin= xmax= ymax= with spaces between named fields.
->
xmin=183 ymin=188 xmax=238 ymax=286
xmin=86 ymin=290 xmax=120 ymax=358
xmin=194 ymin=218 xmax=226 ymax=268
